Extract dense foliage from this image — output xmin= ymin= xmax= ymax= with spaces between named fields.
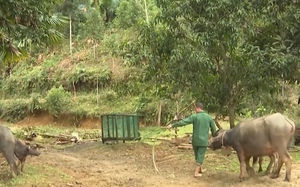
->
xmin=0 ymin=0 xmax=299 ymax=126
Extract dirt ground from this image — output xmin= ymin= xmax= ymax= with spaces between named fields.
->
xmin=0 ymin=140 xmax=299 ymax=187
xmin=0 ymin=113 xmax=300 ymax=187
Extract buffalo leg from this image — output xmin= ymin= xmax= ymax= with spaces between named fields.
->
xmin=271 ymin=151 xmax=291 ymax=181
xmin=282 ymin=152 xmax=292 ymax=181
xmin=2 ymin=151 xmax=20 ymax=177
xmin=271 ymin=157 xmax=283 ymax=179
xmin=258 ymin=157 xmax=264 ymax=172
xmin=252 ymin=157 xmax=258 ymax=171
xmin=271 ymin=153 xmax=279 ymax=174
xmin=245 ymin=156 xmax=255 ymax=176
xmin=20 ymin=158 xmax=26 ymax=172
xmin=237 ymin=152 xmax=247 ymax=181
xmin=264 ymin=155 xmax=274 ymax=175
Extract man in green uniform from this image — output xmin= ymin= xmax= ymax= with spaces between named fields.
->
xmin=167 ymin=102 xmax=216 ymax=178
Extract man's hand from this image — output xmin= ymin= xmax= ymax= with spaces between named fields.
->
xmin=166 ymin=124 xmax=173 ymax=130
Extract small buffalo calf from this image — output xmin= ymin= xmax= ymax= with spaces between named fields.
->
xmin=14 ymin=139 xmax=41 ymax=172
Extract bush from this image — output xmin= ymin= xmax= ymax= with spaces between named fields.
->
xmin=0 ymin=99 xmax=29 ymax=123
xmin=45 ymin=86 xmax=71 ymax=117
xmin=29 ymin=93 xmax=43 ymax=112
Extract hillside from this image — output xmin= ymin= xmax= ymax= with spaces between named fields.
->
xmin=1 ymin=0 xmax=300 ymax=128
xmin=0 ymin=40 xmax=176 ymax=127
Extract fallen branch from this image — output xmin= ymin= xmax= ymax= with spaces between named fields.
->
xmin=288 ymin=147 xmax=300 ymax=152
xmin=178 ymin=145 xmax=193 ymax=150
xmin=56 ymin=140 xmax=73 ymax=145
xmin=156 ymin=155 xmax=176 ymax=163
xmin=36 ymin=133 xmax=70 ymax=139
xmin=147 ymin=137 xmax=171 ymax=142
xmin=179 ymin=143 xmax=192 ymax=146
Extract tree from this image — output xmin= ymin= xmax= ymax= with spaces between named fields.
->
xmin=249 ymin=1 xmax=300 ymax=84
xmin=113 ymin=0 xmax=144 ymax=29
xmin=123 ymin=0 xmax=300 ymax=128
xmin=0 ymin=0 xmax=67 ymax=70
xmin=99 ymin=0 xmax=120 ymax=24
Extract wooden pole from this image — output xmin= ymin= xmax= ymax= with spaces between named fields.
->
xmin=69 ymin=15 xmax=72 ymax=56
xmin=157 ymin=101 xmax=162 ymax=126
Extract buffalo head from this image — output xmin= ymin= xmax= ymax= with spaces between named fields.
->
xmin=209 ymin=129 xmax=226 ymax=150
xmin=27 ymin=144 xmax=41 ymax=156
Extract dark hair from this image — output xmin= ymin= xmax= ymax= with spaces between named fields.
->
xmin=194 ymin=102 xmax=203 ymax=109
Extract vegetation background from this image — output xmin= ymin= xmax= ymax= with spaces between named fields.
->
xmin=1 ymin=2 xmax=300 ymax=186
xmin=1 ymin=0 xmax=300 ymax=128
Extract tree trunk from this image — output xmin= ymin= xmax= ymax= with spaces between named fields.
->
xmin=69 ymin=15 xmax=72 ymax=56
xmin=228 ymin=101 xmax=235 ymax=129
xmin=214 ymin=111 xmax=223 ymax=130
xmin=157 ymin=101 xmax=162 ymax=126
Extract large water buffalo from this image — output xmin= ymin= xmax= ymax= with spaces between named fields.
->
xmin=209 ymin=113 xmax=295 ymax=182
xmin=0 ymin=125 xmax=40 ymax=177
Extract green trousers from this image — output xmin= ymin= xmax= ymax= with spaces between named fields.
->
xmin=192 ymin=145 xmax=207 ymax=164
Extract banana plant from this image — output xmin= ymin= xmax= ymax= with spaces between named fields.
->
xmin=0 ymin=0 xmax=67 ymax=70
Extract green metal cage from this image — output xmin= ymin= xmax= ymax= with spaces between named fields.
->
xmin=100 ymin=114 xmax=141 ymax=143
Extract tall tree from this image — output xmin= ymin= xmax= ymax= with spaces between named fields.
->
xmin=123 ymin=0 xmax=300 ymax=128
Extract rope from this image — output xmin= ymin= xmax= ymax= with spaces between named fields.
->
xmin=152 ymin=139 xmax=160 ymax=174
xmin=152 ymin=100 xmax=195 ymax=174
xmin=221 ymin=131 xmax=226 ymax=147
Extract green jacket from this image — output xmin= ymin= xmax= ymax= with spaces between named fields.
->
xmin=171 ymin=111 xmax=216 ymax=146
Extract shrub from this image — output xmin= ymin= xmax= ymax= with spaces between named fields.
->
xmin=45 ymin=86 xmax=71 ymax=117
xmin=0 ymin=99 xmax=29 ymax=123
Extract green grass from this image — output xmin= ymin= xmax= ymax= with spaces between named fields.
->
xmin=138 ymin=119 xmax=230 ymax=145
xmin=0 ymin=165 xmax=70 ymax=187
xmin=139 ymin=125 xmax=194 ymax=145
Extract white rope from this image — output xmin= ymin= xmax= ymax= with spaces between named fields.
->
xmin=152 ymin=138 xmax=160 ymax=174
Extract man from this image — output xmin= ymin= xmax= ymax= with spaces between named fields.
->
xmin=167 ymin=102 xmax=216 ymax=178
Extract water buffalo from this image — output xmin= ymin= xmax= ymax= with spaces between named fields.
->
xmin=14 ymin=139 xmax=41 ymax=172
xmin=209 ymin=113 xmax=295 ymax=182
xmin=0 ymin=125 xmax=40 ymax=177
xmin=253 ymin=153 xmax=278 ymax=174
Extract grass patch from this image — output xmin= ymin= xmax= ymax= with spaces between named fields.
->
xmin=0 ymin=164 xmax=70 ymax=187
xmin=291 ymin=151 xmax=300 ymax=162
xmin=139 ymin=125 xmax=194 ymax=145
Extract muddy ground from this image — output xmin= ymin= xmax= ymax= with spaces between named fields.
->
xmin=0 ymin=140 xmax=299 ymax=187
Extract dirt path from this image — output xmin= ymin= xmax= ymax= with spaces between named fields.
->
xmin=15 ymin=141 xmax=299 ymax=187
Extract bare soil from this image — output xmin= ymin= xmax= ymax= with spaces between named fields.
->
xmin=3 ymin=141 xmax=298 ymax=187
xmin=1 ymin=114 xmax=300 ymax=187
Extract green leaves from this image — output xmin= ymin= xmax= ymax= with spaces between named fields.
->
xmin=0 ymin=0 xmax=67 ymax=65
xmin=121 ymin=0 xmax=300 ymax=124
xmin=45 ymin=86 xmax=71 ymax=117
